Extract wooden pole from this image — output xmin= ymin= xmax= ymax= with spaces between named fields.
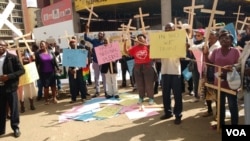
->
xmin=201 ymin=0 xmax=225 ymax=46
xmin=15 ymin=40 xmax=23 ymax=65
xmin=233 ymin=5 xmax=244 ymax=29
xmin=85 ymin=4 xmax=98 ymax=27
xmin=183 ymin=0 xmax=204 ymax=30
xmin=238 ymin=17 xmax=250 ymax=33
xmin=134 ymin=7 xmax=150 ymax=35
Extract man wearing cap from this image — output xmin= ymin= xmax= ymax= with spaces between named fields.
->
xmin=67 ymin=39 xmax=89 ymax=103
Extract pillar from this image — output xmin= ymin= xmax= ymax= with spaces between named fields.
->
xmin=161 ymin=0 xmax=172 ymax=28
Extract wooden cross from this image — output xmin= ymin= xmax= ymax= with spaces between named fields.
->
xmin=59 ymin=30 xmax=75 ymax=43
xmin=174 ymin=18 xmax=182 ymax=30
xmin=85 ymin=4 xmax=98 ymax=27
xmin=8 ymin=33 xmax=34 ymax=65
xmin=183 ymin=0 xmax=204 ymax=29
xmin=233 ymin=5 xmax=245 ymax=29
xmin=121 ymin=19 xmax=136 ymax=40
xmin=183 ymin=8 xmax=196 ymax=25
xmin=133 ymin=7 xmax=150 ymax=35
xmin=0 ymin=1 xmax=23 ymax=36
xmin=118 ymin=23 xmax=126 ymax=31
xmin=175 ymin=20 xmax=192 ymax=39
xmin=204 ymin=63 xmax=236 ymax=132
xmin=237 ymin=16 xmax=250 ymax=33
xmin=200 ymin=0 xmax=225 ymax=46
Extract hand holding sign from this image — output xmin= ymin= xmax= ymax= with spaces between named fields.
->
xmin=95 ymin=42 xmax=122 ymax=65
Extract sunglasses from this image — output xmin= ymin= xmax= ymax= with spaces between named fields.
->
xmin=195 ymin=34 xmax=202 ymax=37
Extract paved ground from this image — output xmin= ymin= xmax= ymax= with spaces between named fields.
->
xmin=0 ymin=80 xmax=245 ymax=141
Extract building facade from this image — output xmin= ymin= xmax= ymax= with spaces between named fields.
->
xmin=0 ymin=0 xmax=24 ymax=40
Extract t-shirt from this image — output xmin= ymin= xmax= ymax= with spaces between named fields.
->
xmin=209 ymin=47 xmax=240 ymax=89
xmin=128 ymin=45 xmax=151 ymax=64
xmin=40 ymin=53 xmax=54 ymax=73
xmin=161 ymin=58 xmax=181 ymax=75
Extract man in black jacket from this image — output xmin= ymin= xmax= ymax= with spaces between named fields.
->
xmin=0 ymin=40 xmax=25 ymax=138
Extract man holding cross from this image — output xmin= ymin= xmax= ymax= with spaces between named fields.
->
xmin=0 ymin=40 xmax=25 ymax=138
xmin=84 ymin=26 xmax=107 ymax=97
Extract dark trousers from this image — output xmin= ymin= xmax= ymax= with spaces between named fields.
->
xmin=68 ymin=69 xmax=87 ymax=101
xmin=219 ymin=91 xmax=238 ymax=126
xmin=180 ymin=60 xmax=193 ymax=93
xmin=0 ymin=87 xmax=19 ymax=133
xmin=154 ymin=62 xmax=161 ymax=91
xmin=161 ymin=74 xmax=183 ymax=118
xmin=133 ymin=63 xmax=155 ymax=99
xmin=37 ymin=79 xmax=43 ymax=98
xmin=192 ymin=65 xmax=200 ymax=98
xmin=121 ymin=60 xmax=134 ymax=86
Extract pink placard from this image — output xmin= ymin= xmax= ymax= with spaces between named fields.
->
xmin=95 ymin=42 xmax=122 ymax=65
xmin=191 ymin=50 xmax=204 ymax=78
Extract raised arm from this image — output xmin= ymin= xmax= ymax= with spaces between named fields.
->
xmin=83 ymin=25 xmax=94 ymax=44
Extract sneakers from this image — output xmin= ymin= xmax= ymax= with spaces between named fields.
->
xmin=148 ymin=98 xmax=154 ymax=105
xmin=160 ymin=114 xmax=173 ymax=120
xmin=114 ymin=95 xmax=120 ymax=99
xmin=92 ymin=92 xmax=100 ymax=98
xmin=188 ymin=91 xmax=194 ymax=96
xmin=202 ymin=112 xmax=213 ymax=117
xmin=190 ymin=98 xmax=199 ymax=103
xmin=137 ymin=98 xmax=144 ymax=104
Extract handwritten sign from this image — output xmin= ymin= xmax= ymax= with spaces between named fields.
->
xmin=19 ymin=62 xmax=39 ymax=86
xmin=149 ymin=30 xmax=186 ymax=58
xmin=95 ymin=42 xmax=122 ymax=65
xmin=62 ymin=49 xmax=88 ymax=67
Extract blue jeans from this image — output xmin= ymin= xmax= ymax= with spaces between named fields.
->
xmin=56 ymin=78 xmax=61 ymax=90
xmin=219 ymin=91 xmax=238 ymax=126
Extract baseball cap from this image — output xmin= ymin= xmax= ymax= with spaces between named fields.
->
xmin=194 ymin=28 xmax=205 ymax=36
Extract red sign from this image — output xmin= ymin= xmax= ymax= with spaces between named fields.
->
xmin=41 ymin=0 xmax=73 ymax=26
